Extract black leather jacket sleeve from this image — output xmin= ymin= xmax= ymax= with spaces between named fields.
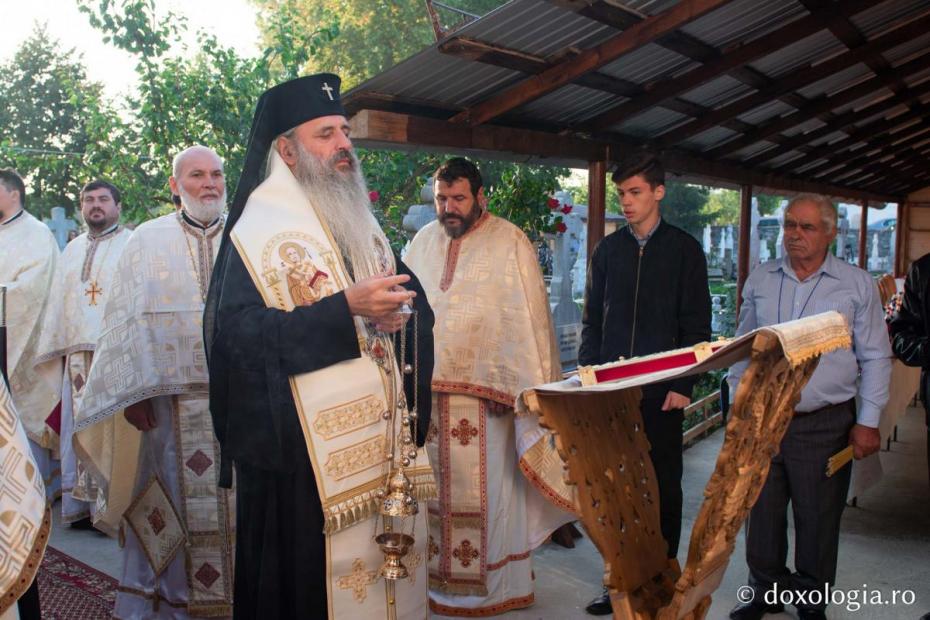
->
xmin=890 ymin=256 xmax=930 ymax=367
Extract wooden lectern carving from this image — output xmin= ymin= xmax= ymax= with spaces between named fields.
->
xmin=521 ymin=313 xmax=850 ymax=620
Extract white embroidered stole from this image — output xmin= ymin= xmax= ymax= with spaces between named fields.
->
xmin=231 ymin=152 xmax=432 ymax=619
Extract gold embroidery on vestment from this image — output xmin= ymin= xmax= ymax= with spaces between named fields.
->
xmin=336 ymin=558 xmax=379 ymax=603
xmin=313 ymin=395 xmax=384 ymax=440
xmin=323 ymin=436 xmax=388 ymax=481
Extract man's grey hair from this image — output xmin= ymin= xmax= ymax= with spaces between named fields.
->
xmin=264 ymin=128 xmax=297 ymax=179
xmin=172 ymin=144 xmax=223 ymax=177
xmin=786 ymin=193 xmax=837 ymax=233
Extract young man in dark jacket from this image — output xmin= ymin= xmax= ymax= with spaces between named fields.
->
xmin=579 ymin=155 xmax=711 ymax=616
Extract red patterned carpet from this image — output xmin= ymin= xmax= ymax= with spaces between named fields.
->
xmin=38 ymin=545 xmax=117 ymax=619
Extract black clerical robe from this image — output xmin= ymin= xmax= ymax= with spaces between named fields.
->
xmin=208 ymin=249 xmax=434 ymax=619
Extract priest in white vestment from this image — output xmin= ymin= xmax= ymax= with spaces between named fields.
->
xmin=0 ymin=168 xmax=62 ymax=502
xmin=405 ymin=158 xmax=575 ymax=616
xmin=75 ymin=148 xmax=234 ymax=618
xmin=35 ymin=180 xmax=131 ymax=528
xmin=0 ymin=379 xmax=50 ymax=620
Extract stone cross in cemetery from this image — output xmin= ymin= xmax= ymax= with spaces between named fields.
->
xmin=44 ymin=206 xmax=78 ymax=250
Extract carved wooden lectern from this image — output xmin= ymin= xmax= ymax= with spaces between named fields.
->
xmin=520 ymin=313 xmax=850 ymax=620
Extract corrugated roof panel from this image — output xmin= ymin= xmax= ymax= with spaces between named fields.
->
xmin=515 ymin=84 xmax=619 ymax=124
xmin=626 ymin=0 xmax=683 ymax=14
xmin=766 ymin=150 xmax=806 ymax=168
xmin=466 ymin=0 xmax=616 ymax=58
xmin=678 ymin=0 xmax=807 ymax=49
xmin=791 ymin=157 xmax=833 ymax=174
xmin=374 ymin=54 xmax=521 ymax=107
xmin=678 ymin=75 xmax=750 ymax=108
xmin=807 ymin=131 xmax=851 ymax=147
xmin=782 ymin=118 xmax=826 ymax=138
xmin=853 ymin=105 xmax=912 ymax=129
xmin=736 ymin=99 xmax=795 ymax=125
xmin=883 ymin=32 xmax=930 ymax=64
xmin=904 ymin=67 xmax=930 ymax=88
xmin=611 ymin=107 xmax=689 ymax=137
xmin=680 ymin=126 xmax=739 ymax=150
xmin=850 ymin=0 xmax=930 ymax=37
xmin=832 ymin=89 xmax=896 ymax=116
xmin=599 ymin=43 xmax=694 ymax=84
xmin=795 ymin=63 xmax=872 ymax=99
xmin=730 ymin=140 xmax=777 ymax=159
xmin=748 ymin=30 xmax=844 ymax=79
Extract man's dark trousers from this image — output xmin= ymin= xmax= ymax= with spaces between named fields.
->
xmin=642 ymin=396 xmax=684 ymax=559
xmin=746 ymin=400 xmax=856 ymax=612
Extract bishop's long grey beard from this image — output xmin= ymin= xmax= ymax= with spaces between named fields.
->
xmin=293 ymin=144 xmax=391 ymax=280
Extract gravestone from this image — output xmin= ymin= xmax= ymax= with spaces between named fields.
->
xmin=869 ymin=232 xmax=881 ymax=271
xmin=44 ymin=206 xmax=78 ymax=250
xmin=402 ymin=184 xmax=437 ymax=233
xmin=749 ymin=199 xmax=760 ymax=269
xmin=549 ymin=191 xmax=583 ymax=371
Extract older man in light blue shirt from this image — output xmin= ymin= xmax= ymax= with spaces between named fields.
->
xmin=727 ymin=194 xmax=891 ymax=620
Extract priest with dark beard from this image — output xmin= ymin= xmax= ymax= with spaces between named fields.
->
xmin=205 ymin=75 xmax=435 ymax=619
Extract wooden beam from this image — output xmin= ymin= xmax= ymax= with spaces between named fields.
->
xmin=744 ymin=80 xmax=930 ymax=168
xmin=834 ymin=145 xmax=930 ymax=187
xmin=655 ymin=146 xmax=898 ymax=203
xmin=895 ymin=201 xmax=906 ymax=276
xmin=437 ymin=35 xmax=756 ymax=133
xmin=801 ymin=0 xmax=917 ymax=103
xmin=773 ymin=101 xmax=930 ymax=174
xmin=703 ymin=51 xmax=930 ymax=160
xmin=349 ymin=109 xmax=607 ymax=166
xmin=803 ymin=123 xmax=930 ymax=179
xmin=583 ymin=0 xmax=876 ymax=131
xmin=552 ymin=0 xmax=811 ymax=112
xmin=349 ymin=109 xmax=898 ymax=203
xmin=857 ymin=155 xmax=930 ymax=193
xmin=655 ymin=12 xmax=930 ymax=148
xmin=448 ymin=0 xmax=735 ymax=126
xmin=588 ymin=160 xmax=608 ymax=260
xmin=858 ymin=201 xmax=868 ymax=269
xmin=736 ymin=185 xmax=752 ymax=320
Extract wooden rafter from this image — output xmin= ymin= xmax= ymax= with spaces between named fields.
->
xmin=654 ymin=11 xmax=930 ymax=148
xmin=551 ymin=0 xmax=811 ymax=111
xmin=447 ymin=0 xmax=735 ymax=126
xmin=349 ymin=108 xmax=898 ymax=202
xmin=437 ymin=35 xmax=758 ymax=134
xmin=770 ymin=98 xmax=930 ymax=173
xmin=803 ymin=123 xmax=930 ymax=179
xmin=702 ymin=52 xmax=930 ymax=160
xmin=800 ymin=0 xmax=919 ymax=104
xmin=582 ymin=0 xmax=877 ymax=131
xmin=849 ymin=146 xmax=930 ymax=190
xmin=744 ymin=80 xmax=930 ymax=168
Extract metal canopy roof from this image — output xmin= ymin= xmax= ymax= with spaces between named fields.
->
xmin=344 ymin=0 xmax=930 ymax=203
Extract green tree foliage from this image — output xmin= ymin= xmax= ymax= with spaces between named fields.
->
xmin=250 ymin=0 xmax=567 ymax=245
xmin=0 ymin=25 xmax=108 ymax=218
xmin=250 ymin=0 xmax=507 ymax=88
xmin=77 ymin=0 xmax=277 ymax=220
xmin=704 ymin=188 xmax=785 ymax=225
xmin=4 ymin=0 xmax=565 ymax=240
xmin=660 ymin=182 xmax=712 ymax=238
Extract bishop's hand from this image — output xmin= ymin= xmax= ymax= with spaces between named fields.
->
xmin=124 ymin=399 xmax=158 ymax=431
xmin=345 ymin=274 xmax=416 ymax=321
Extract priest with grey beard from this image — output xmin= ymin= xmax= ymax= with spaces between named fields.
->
xmin=75 ymin=145 xmax=235 ymax=617
xmin=204 ymin=75 xmax=435 ymax=619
